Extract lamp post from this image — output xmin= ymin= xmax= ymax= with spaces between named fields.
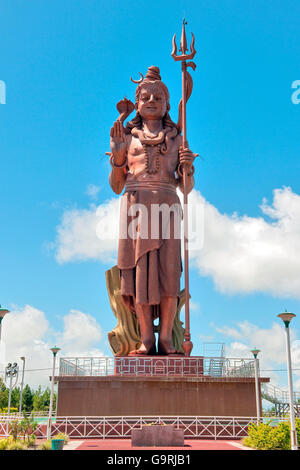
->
xmin=251 ymin=348 xmax=261 ymax=424
xmin=47 ymin=346 xmax=60 ymax=440
xmin=19 ymin=357 xmax=25 ymax=414
xmin=0 ymin=305 xmax=10 ymax=342
xmin=277 ymin=311 xmax=298 ymax=451
xmin=5 ymin=362 xmax=19 ymax=419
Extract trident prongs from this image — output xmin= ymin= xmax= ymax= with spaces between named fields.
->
xmin=171 ymin=19 xmax=196 ymax=62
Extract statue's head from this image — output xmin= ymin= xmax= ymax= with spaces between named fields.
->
xmin=134 ymin=66 xmax=170 ymax=120
xmin=134 ymin=67 xmax=169 ymax=105
xmin=125 ymin=66 xmax=177 ymax=132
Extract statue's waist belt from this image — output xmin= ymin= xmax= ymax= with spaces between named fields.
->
xmin=125 ymin=181 xmax=177 ymax=193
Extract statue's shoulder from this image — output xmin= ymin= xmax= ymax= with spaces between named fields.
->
xmin=174 ymin=133 xmax=183 ymax=148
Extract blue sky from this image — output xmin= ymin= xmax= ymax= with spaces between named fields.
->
xmin=1 ymin=0 xmax=300 ymax=390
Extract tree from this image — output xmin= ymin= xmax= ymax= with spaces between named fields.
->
xmin=32 ymin=386 xmax=52 ymax=411
xmin=22 ymin=385 xmax=33 ymax=412
xmin=32 ymin=386 xmax=43 ymax=411
xmin=11 ymin=386 xmax=20 ymax=409
xmin=0 ymin=379 xmax=56 ymax=412
xmin=41 ymin=388 xmax=51 ymax=410
xmin=0 ymin=377 xmax=8 ymax=410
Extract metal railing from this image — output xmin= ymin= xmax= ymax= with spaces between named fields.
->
xmin=262 ymin=383 xmax=300 ymax=405
xmin=0 ymin=415 xmax=276 ymax=440
xmin=0 ymin=411 xmax=54 ymax=419
xmin=59 ymin=356 xmax=257 ymax=378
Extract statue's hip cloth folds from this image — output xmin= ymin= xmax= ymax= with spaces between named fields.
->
xmin=117 ymin=177 xmax=183 ymax=317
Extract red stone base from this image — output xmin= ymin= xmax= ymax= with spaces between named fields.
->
xmin=131 ymin=425 xmax=184 ymax=447
xmin=55 ymin=375 xmax=269 ymax=417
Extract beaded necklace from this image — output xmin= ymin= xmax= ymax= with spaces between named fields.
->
xmin=131 ymin=127 xmax=177 ymax=175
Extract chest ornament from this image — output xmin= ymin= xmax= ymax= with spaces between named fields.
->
xmin=131 ymin=126 xmax=178 ymax=174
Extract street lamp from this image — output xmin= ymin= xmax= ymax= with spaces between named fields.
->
xmin=0 ymin=305 xmax=10 ymax=342
xmin=5 ymin=362 xmax=19 ymax=419
xmin=47 ymin=346 xmax=60 ymax=440
xmin=251 ymin=348 xmax=261 ymax=424
xmin=277 ymin=310 xmax=298 ymax=451
xmin=19 ymin=357 xmax=26 ymax=414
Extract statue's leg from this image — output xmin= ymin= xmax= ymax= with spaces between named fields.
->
xmin=158 ymin=296 xmax=177 ymax=355
xmin=128 ymin=304 xmax=156 ymax=355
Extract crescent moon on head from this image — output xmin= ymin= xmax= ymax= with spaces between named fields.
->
xmin=130 ymin=72 xmax=144 ymax=84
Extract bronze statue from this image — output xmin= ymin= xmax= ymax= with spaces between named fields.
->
xmin=107 ymin=22 xmax=197 ymax=356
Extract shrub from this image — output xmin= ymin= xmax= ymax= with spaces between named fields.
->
xmin=26 ymin=434 xmax=36 ymax=448
xmin=0 ymin=439 xmax=8 ymax=450
xmin=242 ymin=436 xmax=254 ymax=448
xmin=6 ymin=440 xmax=26 ymax=450
xmin=20 ymin=413 xmax=38 ymax=444
xmin=4 ymin=413 xmax=38 ymax=447
xmin=295 ymin=417 xmax=300 ymax=443
xmin=8 ymin=419 xmax=22 ymax=441
xmin=243 ymin=420 xmax=293 ymax=450
xmin=53 ymin=432 xmax=69 ymax=444
xmin=0 ymin=436 xmax=36 ymax=451
xmin=0 ymin=437 xmax=14 ymax=450
xmin=0 ymin=407 xmax=18 ymax=414
xmin=38 ymin=439 xmax=52 ymax=450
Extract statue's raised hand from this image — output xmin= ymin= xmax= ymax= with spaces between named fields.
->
xmin=110 ymin=121 xmax=127 ymax=164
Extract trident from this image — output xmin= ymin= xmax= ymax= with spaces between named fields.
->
xmin=171 ymin=20 xmax=197 ymax=357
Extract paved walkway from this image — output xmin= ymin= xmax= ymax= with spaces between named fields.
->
xmin=71 ymin=439 xmax=248 ymax=451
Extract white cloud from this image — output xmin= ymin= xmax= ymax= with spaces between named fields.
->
xmin=214 ymin=320 xmax=300 ymax=390
xmin=55 ymin=198 xmax=120 ymax=264
xmin=85 ymin=184 xmax=101 ymax=200
xmin=58 ymin=309 xmax=102 ymax=356
xmin=0 ymin=305 xmax=105 ymax=388
xmin=188 ymin=186 xmax=300 ymax=298
xmin=53 ymin=186 xmax=300 ymax=299
xmin=198 ymin=334 xmax=215 ymax=342
xmin=222 ymin=321 xmax=288 ymax=363
xmin=214 ymin=325 xmax=243 ymax=340
xmin=189 ymin=301 xmax=200 ymax=316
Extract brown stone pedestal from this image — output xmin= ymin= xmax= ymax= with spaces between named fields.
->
xmin=55 ymin=375 xmax=269 ymax=417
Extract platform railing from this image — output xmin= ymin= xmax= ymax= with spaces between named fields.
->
xmin=0 ymin=415 xmax=280 ymax=440
xmin=261 ymin=383 xmax=300 ymax=404
xmin=59 ymin=356 xmax=257 ymax=378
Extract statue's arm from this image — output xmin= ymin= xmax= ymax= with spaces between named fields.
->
xmin=177 ymin=171 xmax=195 ymax=195
xmin=176 ymin=136 xmax=196 ymax=195
xmin=109 ymin=166 xmax=127 ymax=195
xmin=109 ymin=121 xmax=128 ymax=195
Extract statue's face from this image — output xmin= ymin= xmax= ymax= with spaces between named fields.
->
xmin=137 ymin=84 xmax=168 ymax=120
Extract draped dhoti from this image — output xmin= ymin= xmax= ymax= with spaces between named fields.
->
xmin=117 ymin=182 xmax=182 ymax=314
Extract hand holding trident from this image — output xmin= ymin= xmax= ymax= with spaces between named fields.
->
xmin=172 ymin=19 xmax=197 ymax=356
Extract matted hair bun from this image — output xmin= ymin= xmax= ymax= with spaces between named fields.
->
xmin=144 ymin=66 xmax=161 ymax=82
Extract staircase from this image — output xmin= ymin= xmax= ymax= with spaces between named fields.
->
xmin=261 ymin=383 xmax=300 ymax=417
xmin=203 ymin=342 xmax=226 ymax=377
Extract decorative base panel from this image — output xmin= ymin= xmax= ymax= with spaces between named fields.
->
xmin=114 ymin=356 xmax=204 ymax=376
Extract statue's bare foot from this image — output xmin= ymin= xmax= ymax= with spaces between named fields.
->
xmin=157 ymin=338 xmax=177 ymax=356
xmin=128 ymin=341 xmax=156 ymax=356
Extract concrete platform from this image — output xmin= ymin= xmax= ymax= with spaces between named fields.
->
xmin=55 ymin=375 xmax=269 ymax=417
xmin=74 ymin=438 xmax=246 ymax=450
